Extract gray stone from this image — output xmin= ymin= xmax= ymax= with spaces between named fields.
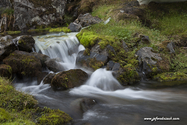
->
xmin=68 ymin=22 xmax=82 ymax=32
xmin=167 ymin=42 xmax=175 ymax=53
xmin=45 ymin=58 xmax=65 ymax=72
xmin=76 ymin=13 xmax=102 ymax=27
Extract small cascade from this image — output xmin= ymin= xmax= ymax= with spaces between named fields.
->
xmin=85 ymin=68 xmax=123 ymax=91
xmin=34 ymin=32 xmax=84 ymax=70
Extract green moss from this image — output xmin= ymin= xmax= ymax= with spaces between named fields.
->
xmin=0 ymin=108 xmax=11 ymax=122
xmin=77 ymin=31 xmax=99 ymax=48
xmin=83 ymin=48 xmax=90 ymax=56
xmin=117 ymin=64 xmax=140 ymax=85
xmin=154 ymin=72 xmax=187 ymax=82
xmin=49 ymin=27 xmax=71 ymax=33
xmin=88 ymin=58 xmax=104 ymax=70
xmin=38 ymin=109 xmax=72 ymax=125
xmin=0 ymin=77 xmax=72 ymax=125
xmin=21 ymin=57 xmax=35 ymax=65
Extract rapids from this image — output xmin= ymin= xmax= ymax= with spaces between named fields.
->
xmin=13 ymin=32 xmax=187 ymax=125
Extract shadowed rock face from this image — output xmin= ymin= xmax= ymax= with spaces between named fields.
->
xmin=137 ymin=0 xmax=187 ymax=5
xmin=0 ymin=0 xmax=12 ymax=8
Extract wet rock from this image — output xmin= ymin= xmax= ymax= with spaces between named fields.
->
xmin=136 ymin=47 xmax=162 ymax=77
xmin=31 ymin=52 xmax=50 ymax=67
xmin=76 ymin=51 xmax=108 ymax=70
xmin=167 ymin=42 xmax=175 ymax=53
xmin=0 ymin=35 xmax=17 ymax=61
xmin=16 ymin=35 xmax=35 ymax=52
xmin=37 ymin=72 xmax=48 ymax=84
xmin=68 ymin=22 xmax=82 ymax=32
xmin=80 ymin=98 xmax=96 ymax=112
xmin=51 ymin=69 xmax=88 ymax=90
xmin=106 ymin=61 xmax=115 ymax=70
xmin=43 ymin=73 xmax=56 ymax=84
xmin=112 ymin=63 xmax=121 ymax=72
xmin=45 ymin=58 xmax=65 ymax=72
xmin=3 ymin=50 xmax=42 ymax=78
xmin=68 ymin=44 xmax=79 ymax=55
xmin=115 ymin=64 xmax=140 ymax=85
xmin=75 ymin=13 xmax=102 ymax=27
xmin=0 ymin=64 xmax=12 ymax=78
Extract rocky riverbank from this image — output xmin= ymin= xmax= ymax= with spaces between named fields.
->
xmin=1 ymin=0 xmax=187 ymax=124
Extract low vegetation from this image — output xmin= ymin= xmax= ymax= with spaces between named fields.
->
xmin=0 ymin=77 xmax=72 ymax=125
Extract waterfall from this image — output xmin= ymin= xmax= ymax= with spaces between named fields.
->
xmin=34 ymin=32 xmax=85 ymax=70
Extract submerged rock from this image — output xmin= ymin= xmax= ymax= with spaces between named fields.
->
xmin=43 ymin=73 xmax=56 ymax=84
xmin=3 ymin=50 xmax=42 ymax=78
xmin=0 ymin=64 xmax=12 ymax=78
xmin=70 ymin=98 xmax=97 ymax=114
xmin=51 ymin=69 xmax=88 ymax=90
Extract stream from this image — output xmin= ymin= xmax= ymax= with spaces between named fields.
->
xmin=13 ymin=32 xmax=187 ymax=125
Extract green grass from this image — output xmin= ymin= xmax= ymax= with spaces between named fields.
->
xmin=0 ymin=77 xmax=72 ymax=125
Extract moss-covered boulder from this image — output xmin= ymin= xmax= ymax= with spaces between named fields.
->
xmin=0 ymin=77 xmax=73 ymax=124
xmin=0 ymin=77 xmax=37 ymax=111
xmin=3 ymin=50 xmax=42 ymax=77
xmin=116 ymin=64 xmax=140 ymax=85
xmin=32 ymin=52 xmax=50 ymax=67
xmin=135 ymin=47 xmax=169 ymax=78
xmin=51 ymin=69 xmax=88 ymax=90
xmin=43 ymin=73 xmax=56 ymax=84
xmin=17 ymin=35 xmax=35 ymax=52
xmin=0 ymin=108 xmax=11 ymax=122
xmin=38 ymin=109 xmax=72 ymax=125
xmin=154 ymin=72 xmax=187 ymax=82
xmin=0 ymin=64 xmax=12 ymax=78
xmin=0 ymin=35 xmax=17 ymax=61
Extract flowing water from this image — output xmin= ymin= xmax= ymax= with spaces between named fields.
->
xmin=13 ymin=32 xmax=187 ymax=125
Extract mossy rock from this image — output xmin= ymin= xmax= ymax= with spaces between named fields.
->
xmin=51 ymin=69 xmax=88 ymax=90
xmin=0 ymin=64 xmax=12 ymax=78
xmin=0 ymin=108 xmax=11 ymax=122
xmin=117 ymin=64 xmax=140 ymax=85
xmin=153 ymin=72 xmax=187 ymax=82
xmin=38 ymin=109 xmax=72 ymax=125
xmin=76 ymin=31 xmax=99 ymax=48
xmin=0 ymin=77 xmax=37 ymax=111
xmin=3 ymin=50 xmax=42 ymax=78
xmin=49 ymin=27 xmax=71 ymax=33
xmin=17 ymin=35 xmax=35 ymax=52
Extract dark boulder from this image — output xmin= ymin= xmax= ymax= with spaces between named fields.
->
xmin=37 ymin=72 xmax=49 ymax=84
xmin=45 ymin=58 xmax=65 ymax=72
xmin=43 ymin=73 xmax=56 ymax=84
xmin=32 ymin=52 xmax=50 ymax=67
xmin=68 ymin=22 xmax=82 ymax=32
xmin=136 ymin=47 xmax=162 ymax=77
xmin=0 ymin=35 xmax=17 ymax=61
xmin=0 ymin=64 xmax=12 ymax=78
xmin=75 ymin=13 xmax=102 ymax=27
xmin=76 ymin=50 xmax=108 ymax=70
xmin=51 ymin=69 xmax=88 ymax=90
xmin=16 ymin=35 xmax=35 ymax=52
xmin=3 ymin=50 xmax=42 ymax=77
